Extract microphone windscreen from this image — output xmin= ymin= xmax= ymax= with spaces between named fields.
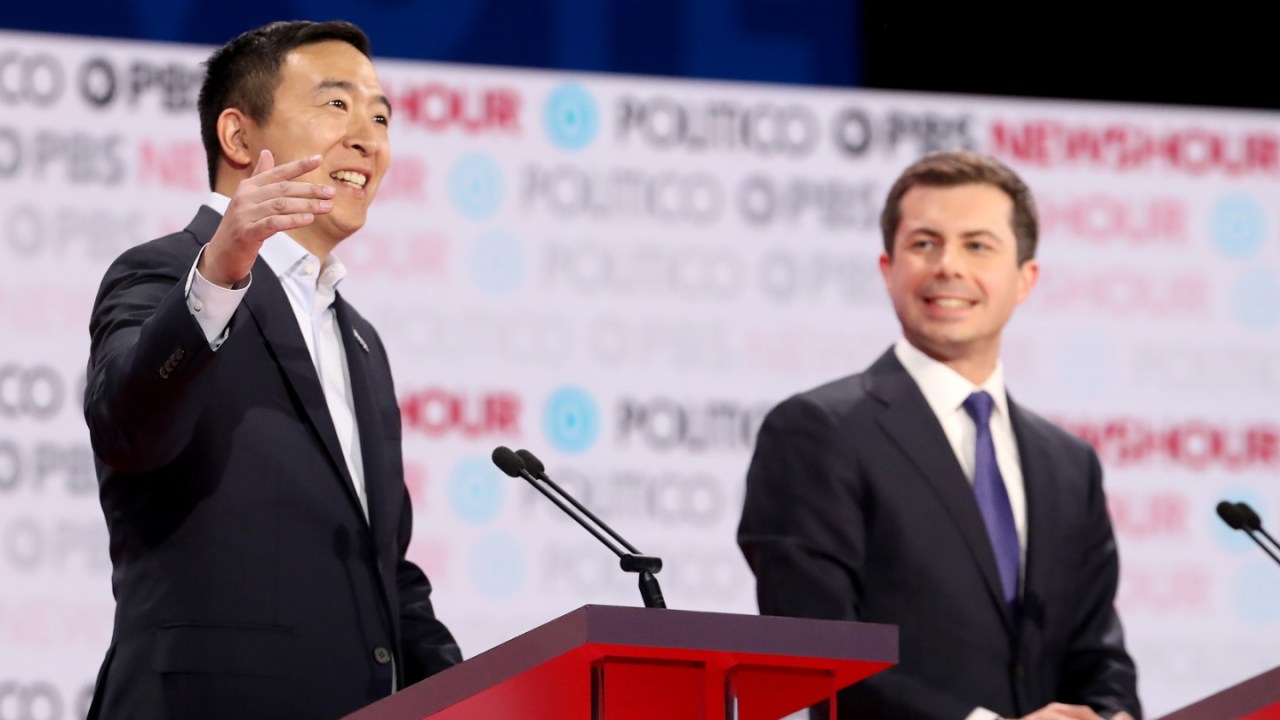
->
xmin=491 ymin=446 xmax=526 ymax=477
xmin=1236 ymin=502 xmax=1263 ymax=531
xmin=1217 ymin=500 xmax=1246 ymax=530
xmin=515 ymin=448 xmax=546 ymax=475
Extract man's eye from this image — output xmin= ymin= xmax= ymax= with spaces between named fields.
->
xmin=374 ymin=114 xmax=388 ymax=126
xmin=328 ymin=99 xmax=347 ymax=109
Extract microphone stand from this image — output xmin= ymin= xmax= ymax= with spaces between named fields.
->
xmin=492 ymin=446 xmax=667 ymax=608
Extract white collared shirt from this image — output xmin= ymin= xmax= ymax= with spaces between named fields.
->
xmin=186 ymin=192 xmax=368 ymax=519
xmin=892 ymin=338 xmax=1028 ymax=561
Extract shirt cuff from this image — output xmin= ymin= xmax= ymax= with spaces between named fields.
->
xmin=964 ymin=709 xmax=1002 ymax=720
xmin=185 ymin=246 xmax=250 ymax=350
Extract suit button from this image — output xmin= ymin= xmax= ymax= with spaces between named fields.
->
xmin=159 ymin=367 xmax=171 ymax=379
xmin=373 ymin=646 xmax=392 ymax=665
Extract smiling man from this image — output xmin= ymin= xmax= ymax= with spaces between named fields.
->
xmin=84 ymin=21 xmax=460 ymax=720
xmin=738 ymin=151 xmax=1141 ymax=720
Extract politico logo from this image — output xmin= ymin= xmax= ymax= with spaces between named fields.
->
xmin=616 ymin=397 xmax=770 ymax=453
xmin=521 ymin=163 xmax=725 ymax=225
xmin=989 ymin=120 xmax=1280 ymax=177
xmin=386 ymin=82 xmax=521 ymax=135
xmin=517 ymin=464 xmax=730 ymax=525
xmin=0 ymin=51 xmax=65 ymax=107
xmin=615 ymin=96 xmax=819 ymax=158
xmin=399 ymin=388 xmax=521 ymax=439
xmin=543 ymin=83 xmax=599 ymax=151
xmin=0 ymin=364 xmax=64 ymax=420
xmin=1057 ymin=417 xmax=1279 ymax=471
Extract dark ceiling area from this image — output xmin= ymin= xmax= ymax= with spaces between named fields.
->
xmin=860 ymin=6 xmax=1273 ymax=111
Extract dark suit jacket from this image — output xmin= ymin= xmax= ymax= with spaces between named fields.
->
xmin=738 ymin=349 xmax=1140 ymax=720
xmin=83 ymin=207 xmax=461 ymax=720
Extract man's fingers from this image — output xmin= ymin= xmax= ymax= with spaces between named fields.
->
xmin=250 ymin=148 xmax=274 ymax=176
xmin=244 ymin=195 xmax=334 ymax=223
xmin=249 ymin=153 xmax=325 ymax=184
xmin=251 ymin=211 xmax=320 ymax=236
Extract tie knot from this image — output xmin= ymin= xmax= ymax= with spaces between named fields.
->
xmin=963 ymin=391 xmax=995 ymax=426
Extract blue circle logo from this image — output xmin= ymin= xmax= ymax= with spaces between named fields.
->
xmin=448 ymin=457 xmax=506 ymax=524
xmin=1210 ymin=195 xmax=1266 ymax=259
xmin=449 ymin=154 xmax=504 ymax=219
xmin=1212 ymin=488 xmax=1269 ymax=553
xmin=543 ymin=386 xmax=600 ymax=453
xmin=470 ymin=534 xmax=525 ymax=599
xmin=470 ymin=231 xmax=525 ymax=295
xmin=544 ymin=83 xmax=599 ymax=151
xmin=1230 ymin=268 xmax=1280 ymax=331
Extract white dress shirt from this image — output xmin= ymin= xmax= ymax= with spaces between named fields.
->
xmin=185 ymin=192 xmax=369 ymax=519
xmin=893 ymin=338 xmax=1027 ymax=720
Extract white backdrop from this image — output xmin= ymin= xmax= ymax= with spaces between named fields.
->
xmin=1 ymin=29 xmax=1278 ymax=719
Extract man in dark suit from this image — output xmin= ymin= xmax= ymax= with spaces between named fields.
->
xmin=738 ymin=151 xmax=1141 ymax=720
xmin=84 ymin=21 xmax=460 ymax=719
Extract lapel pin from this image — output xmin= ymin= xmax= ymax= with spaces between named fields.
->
xmin=352 ymin=328 xmax=370 ymax=353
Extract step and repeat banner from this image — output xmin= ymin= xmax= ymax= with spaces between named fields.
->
xmin=1 ymin=29 xmax=1278 ymax=718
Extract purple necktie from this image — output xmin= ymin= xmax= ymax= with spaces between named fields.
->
xmin=963 ymin=391 xmax=1020 ymax=610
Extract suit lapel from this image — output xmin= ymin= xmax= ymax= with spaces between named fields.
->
xmin=333 ymin=296 xmax=393 ymax=537
xmin=865 ymin=350 xmax=1017 ymax=631
xmin=187 ymin=206 xmax=368 ymax=520
xmin=239 ymin=257 xmax=364 ymax=515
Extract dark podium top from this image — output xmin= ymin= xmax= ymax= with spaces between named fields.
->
xmin=345 ymin=604 xmax=898 ymax=720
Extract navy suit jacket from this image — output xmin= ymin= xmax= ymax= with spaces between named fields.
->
xmin=738 ymin=349 xmax=1141 ymax=719
xmin=84 ymin=207 xmax=460 ymax=720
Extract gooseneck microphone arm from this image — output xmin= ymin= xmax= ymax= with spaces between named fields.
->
xmin=515 ymin=448 xmax=641 ymax=554
xmin=491 ymin=446 xmax=667 ymax=608
xmin=1217 ymin=501 xmax=1280 ymax=569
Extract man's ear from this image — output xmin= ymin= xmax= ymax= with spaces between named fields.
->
xmin=216 ymin=108 xmax=253 ymax=170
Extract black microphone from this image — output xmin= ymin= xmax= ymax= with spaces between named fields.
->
xmin=491 ymin=446 xmax=666 ymax=608
xmin=1217 ymin=500 xmax=1280 ymax=569
xmin=1235 ymin=502 xmax=1280 ymax=556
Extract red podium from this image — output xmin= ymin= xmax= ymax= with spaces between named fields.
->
xmin=1155 ymin=665 xmax=1280 ymax=720
xmin=344 ymin=605 xmax=897 ymax=720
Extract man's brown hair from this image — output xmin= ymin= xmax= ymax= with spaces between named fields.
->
xmin=879 ymin=150 xmax=1039 ymax=264
xmin=197 ymin=20 xmax=372 ymax=189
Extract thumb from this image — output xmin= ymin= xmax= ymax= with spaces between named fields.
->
xmin=251 ymin=149 xmax=275 ymax=176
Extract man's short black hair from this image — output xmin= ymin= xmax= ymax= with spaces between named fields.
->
xmin=197 ymin=20 xmax=372 ymax=189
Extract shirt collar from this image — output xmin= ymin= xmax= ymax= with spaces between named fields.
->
xmin=894 ymin=337 xmax=1009 ymax=420
xmin=203 ymin=192 xmax=347 ymax=290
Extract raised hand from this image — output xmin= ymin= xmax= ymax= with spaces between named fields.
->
xmin=198 ymin=150 xmax=336 ymax=288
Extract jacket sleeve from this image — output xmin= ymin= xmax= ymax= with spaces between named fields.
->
xmin=1057 ymin=450 xmax=1142 ymax=719
xmin=84 ymin=235 xmax=223 ymax=475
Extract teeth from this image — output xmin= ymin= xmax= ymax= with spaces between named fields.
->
xmin=331 ymin=170 xmax=368 ymax=188
xmin=932 ymin=298 xmax=972 ymax=308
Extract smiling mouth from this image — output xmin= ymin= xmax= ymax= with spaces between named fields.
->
xmin=927 ymin=297 xmax=977 ymax=308
xmin=330 ymin=170 xmax=368 ymax=189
